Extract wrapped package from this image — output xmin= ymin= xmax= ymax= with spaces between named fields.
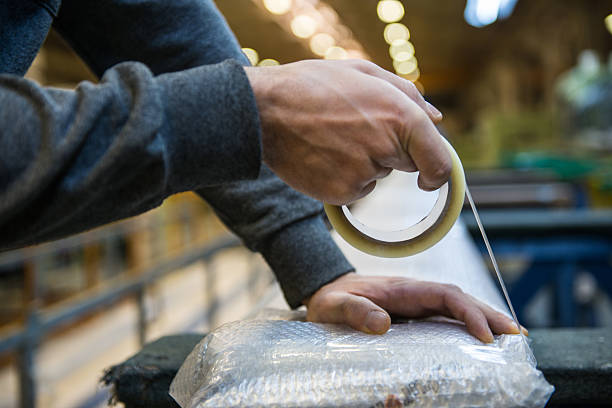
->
xmin=170 ymin=172 xmax=554 ymax=407
xmin=170 ymin=313 xmax=553 ymax=407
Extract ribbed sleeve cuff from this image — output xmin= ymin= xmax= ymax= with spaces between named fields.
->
xmin=158 ymin=59 xmax=262 ymax=192
xmin=259 ymin=215 xmax=355 ymax=308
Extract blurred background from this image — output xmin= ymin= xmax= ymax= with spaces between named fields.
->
xmin=1 ymin=0 xmax=611 ymax=407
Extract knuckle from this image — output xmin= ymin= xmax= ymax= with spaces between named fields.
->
xmin=352 ymin=59 xmax=377 ymax=72
xmin=432 ymin=161 xmax=452 ymax=184
xmin=412 ymin=109 xmax=431 ymax=128
xmin=444 ymin=283 xmax=463 ymax=294
xmin=403 ymin=79 xmax=419 ymax=95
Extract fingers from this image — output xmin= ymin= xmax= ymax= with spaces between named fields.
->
xmin=351 ymin=60 xmax=443 ymax=123
xmin=474 ymin=299 xmax=528 ymax=336
xmin=440 ymin=286 xmax=528 ymax=342
xmin=305 ymin=273 xmax=526 ymax=343
xmin=308 ymin=292 xmax=391 ymax=334
xmin=346 ymin=60 xmax=450 ymax=190
xmin=352 ymin=180 xmax=377 ymax=202
xmin=442 ymin=289 xmax=494 ymax=343
xmin=401 ymin=105 xmax=452 ymax=191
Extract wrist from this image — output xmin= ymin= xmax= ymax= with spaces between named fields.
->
xmin=302 ymin=272 xmax=356 ymax=307
xmin=243 ymin=66 xmax=284 ymax=165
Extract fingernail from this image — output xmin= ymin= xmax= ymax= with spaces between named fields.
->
xmin=426 ymin=102 xmax=443 ymax=120
xmin=521 ymin=326 xmax=529 ymax=336
xmin=365 ymin=311 xmax=388 ymax=334
xmin=507 ymin=322 xmax=520 ymax=334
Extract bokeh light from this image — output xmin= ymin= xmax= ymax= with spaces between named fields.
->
xmin=324 ymin=46 xmax=348 ymax=60
xmin=291 ymin=14 xmax=318 ymax=38
xmin=263 ymin=0 xmax=292 ymax=15
xmin=402 ymin=67 xmax=420 ymax=82
xmin=377 ymin=0 xmax=405 ymax=23
xmin=241 ymin=48 xmax=259 ymax=66
xmin=310 ymin=33 xmax=336 ymax=57
xmin=384 ymin=23 xmax=410 ymax=45
xmin=389 ymin=39 xmax=415 ymax=61
xmin=605 ymin=14 xmax=612 ymax=35
xmin=393 ymin=57 xmax=417 ymax=75
xmin=258 ymin=58 xmax=280 ymax=66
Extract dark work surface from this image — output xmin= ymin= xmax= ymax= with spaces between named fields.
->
xmin=103 ymin=334 xmax=204 ymax=408
xmin=104 ymin=328 xmax=612 ymax=407
xmin=529 ymin=327 xmax=612 ymax=407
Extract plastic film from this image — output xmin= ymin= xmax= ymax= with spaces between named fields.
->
xmin=170 ymin=315 xmax=553 ymax=408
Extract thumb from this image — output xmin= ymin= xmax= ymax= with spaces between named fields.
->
xmin=339 ymin=294 xmax=391 ymax=334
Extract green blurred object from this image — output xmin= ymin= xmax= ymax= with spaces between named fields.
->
xmin=556 ymin=50 xmax=612 ymax=152
xmin=508 ymin=152 xmax=612 ymax=207
xmin=509 ymin=152 xmax=598 ymax=180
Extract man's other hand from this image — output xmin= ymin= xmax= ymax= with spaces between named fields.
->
xmin=303 ymin=273 xmax=527 ymax=343
xmin=244 ymin=60 xmax=450 ymax=205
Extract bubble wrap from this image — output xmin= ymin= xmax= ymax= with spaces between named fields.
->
xmin=170 ymin=172 xmax=554 ymax=407
xmin=170 ymin=315 xmax=552 ymax=408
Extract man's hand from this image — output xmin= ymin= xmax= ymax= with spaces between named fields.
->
xmin=304 ymin=273 xmax=527 ymax=343
xmin=244 ymin=59 xmax=450 ymax=205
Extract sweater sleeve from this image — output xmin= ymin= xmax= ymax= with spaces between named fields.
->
xmin=52 ymin=0 xmax=355 ymax=307
xmin=0 ymin=59 xmax=261 ymax=249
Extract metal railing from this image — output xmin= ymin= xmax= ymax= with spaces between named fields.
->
xmin=0 ymin=209 xmax=274 ymax=408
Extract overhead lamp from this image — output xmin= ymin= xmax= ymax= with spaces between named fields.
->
xmin=384 ymin=23 xmax=410 ymax=44
xmin=291 ymin=14 xmax=318 ymax=38
xmin=377 ymin=0 xmax=405 ymax=23
xmin=241 ymin=48 xmax=259 ymax=66
xmin=389 ymin=39 xmax=414 ymax=61
xmin=402 ymin=67 xmax=420 ymax=82
xmin=263 ymin=0 xmax=292 ymax=15
xmin=310 ymin=33 xmax=336 ymax=57
xmin=324 ymin=46 xmax=348 ymax=60
xmin=464 ymin=0 xmax=518 ymax=28
xmin=258 ymin=58 xmax=280 ymax=66
xmin=393 ymin=57 xmax=417 ymax=74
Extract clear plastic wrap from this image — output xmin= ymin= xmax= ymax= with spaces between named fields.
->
xmin=170 ymin=314 xmax=553 ymax=408
xmin=170 ymin=172 xmax=554 ymax=407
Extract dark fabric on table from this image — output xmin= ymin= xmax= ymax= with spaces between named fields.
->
xmin=103 ymin=334 xmax=204 ymax=408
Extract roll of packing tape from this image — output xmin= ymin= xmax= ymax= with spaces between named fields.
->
xmin=324 ymin=138 xmax=466 ymax=258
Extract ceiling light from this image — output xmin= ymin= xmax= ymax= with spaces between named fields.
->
xmin=310 ymin=33 xmax=336 ymax=56
xmin=263 ymin=0 xmax=292 ymax=15
xmin=324 ymin=46 xmax=348 ymax=60
xmin=389 ymin=39 xmax=414 ymax=61
xmin=394 ymin=58 xmax=418 ymax=75
xmin=384 ymin=23 xmax=410 ymax=44
xmin=258 ymin=58 xmax=280 ymax=66
xmin=241 ymin=48 xmax=259 ymax=66
xmin=291 ymin=14 xmax=318 ymax=38
xmin=377 ymin=0 xmax=405 ymax=23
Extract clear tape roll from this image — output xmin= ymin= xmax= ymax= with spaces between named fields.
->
xmin=324 ymin=138 xmax=466 ymax=258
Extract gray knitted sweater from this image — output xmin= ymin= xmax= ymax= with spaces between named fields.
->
xmin=0 ymin=0 xmax=353 ymax=308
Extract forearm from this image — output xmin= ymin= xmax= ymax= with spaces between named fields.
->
xmin=197 ymin=165 xmax=353 ymax=308
xmin=52 ymin=0 xmax=356 ymax=305
xmin=0 ymin=60 xmax=261 ymax=250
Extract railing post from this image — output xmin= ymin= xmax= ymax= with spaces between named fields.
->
xmin=19 ymin=256 xmax=42 ymax=408
xmin=18 ymin=311 xmax=39 ymax=408
xmin=204 ymin=260 xmax=217 ymax=330
xmin=136 ymin=288 xmax=147 ymax=346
